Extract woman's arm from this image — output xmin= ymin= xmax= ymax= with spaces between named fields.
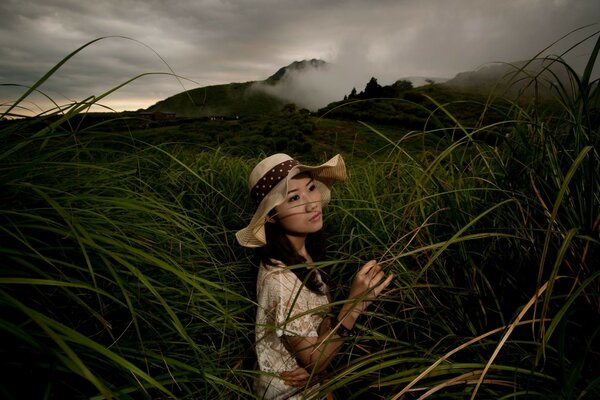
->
xmin=284 ymin=260 xmax=393 ymax=374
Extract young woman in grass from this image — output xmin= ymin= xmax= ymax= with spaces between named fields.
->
xmin=236 ymin=153 xmax=393 ymax=399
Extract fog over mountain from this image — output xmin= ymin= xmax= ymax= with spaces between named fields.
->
xmin=252 ymin=60 xmax=357 ymax=111
xmin=247 ymin=56 xmax=569 ymax=111
xmin=1 ymin=0 xmax=598 ymax=115
xmin=251 ymin=59 xmax=448 ymax=111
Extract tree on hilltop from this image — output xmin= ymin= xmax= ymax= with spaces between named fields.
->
xmin=363 ymin=77 xmax=383 ymax=98
xmin=344 ymin=78 xmax=413 ymax=102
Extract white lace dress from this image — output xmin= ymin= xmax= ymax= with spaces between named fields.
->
xmin=254 ymin=260 xmax=330 ymax=399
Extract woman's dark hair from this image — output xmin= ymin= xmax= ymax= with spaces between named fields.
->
xmin=257 ymin=220 xmax=330 ymax=294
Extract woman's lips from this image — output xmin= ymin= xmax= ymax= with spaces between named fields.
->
xmin=309 ymin=211 xmax=322 ymax=222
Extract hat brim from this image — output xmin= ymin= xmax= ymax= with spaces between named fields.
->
xmin=236 ymin=154 xmax=346 ymax=248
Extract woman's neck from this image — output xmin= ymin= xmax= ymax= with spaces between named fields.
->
xmin=285 ymin=234 xmax=312 ymax=263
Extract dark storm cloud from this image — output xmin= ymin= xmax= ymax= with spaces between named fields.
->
xmin=1 ymin=0 xmax=598 ymax=114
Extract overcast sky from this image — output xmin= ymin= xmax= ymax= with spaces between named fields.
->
xmin=1 ymin=0 xmax=599 ymax=115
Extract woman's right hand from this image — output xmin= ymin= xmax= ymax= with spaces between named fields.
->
xmin=283 ymin=261 xmax=393 ymax=376
xmin=348 ymin=260 xmax=393 ymax=309
xmin=280 ymin=367 xmax=310 ymax=387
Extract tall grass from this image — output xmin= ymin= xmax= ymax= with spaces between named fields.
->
xmin=0 ymin=130 xmax=257 ymax=398
xmin=1 ymin=32 xmax=598 ymax=399
xmin=318 ymin=32 xmax=599 ymax=399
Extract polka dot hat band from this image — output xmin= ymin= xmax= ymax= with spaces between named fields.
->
xmin=250 ymin=159 xmax=300 ymax=205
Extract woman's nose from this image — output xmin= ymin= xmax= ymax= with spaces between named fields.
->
xmin=306 ymin=198 xmax=318 ymax=211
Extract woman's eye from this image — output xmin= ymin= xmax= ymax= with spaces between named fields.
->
xmin=308 ymin=184 xmax=316 ymax=191
xmin=289 ymin=194 xmax=300 ymax=202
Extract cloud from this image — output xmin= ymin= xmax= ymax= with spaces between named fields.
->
xmin=252 ymin=64 xmax=349 ymax=111
xmin=1 ymin=0 xmax=598 ymax=115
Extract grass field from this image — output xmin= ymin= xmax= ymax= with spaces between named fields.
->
xmin=1 ymin=35 xmax=598 ymax=399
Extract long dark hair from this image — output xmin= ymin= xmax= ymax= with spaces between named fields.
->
xmin=257 ymin=221 xmax=330 ymax=295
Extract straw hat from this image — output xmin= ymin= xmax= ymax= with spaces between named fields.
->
xmin=236 ymin=153 xmax=347 ymax=248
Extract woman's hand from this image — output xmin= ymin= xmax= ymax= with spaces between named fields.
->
xmin=282 ymin=262 xmax=393 ymax=376
xmin=280 ymin=367 xmax=310 ymax=387
xmin=348 ymin=260 xmax=393 ymax=310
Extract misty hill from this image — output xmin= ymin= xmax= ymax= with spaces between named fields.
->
xmin=146 ymin=58 xmax=568 ymax=119
xmin=146 ymin=59 xmax=440 ymax=117
xmin=443 ymin=58 xmax=570 ymax=100
xmin=146 ymin=81 xmax=287 ymax=118
xmin=147 ymin=59 xmax=327 ymax=118
xmin=265 ymin=59 xmax=327 ymax=83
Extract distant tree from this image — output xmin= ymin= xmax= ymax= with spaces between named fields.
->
xmin=392 ymin=79 xmax=413 ymax=92
xmin=363 ymin=77 xmax=382 ymax=98
xmin=348 ymin=87 xmax=357 ymax=99
xmin=381 ymin=79 xmax=413 ymax=97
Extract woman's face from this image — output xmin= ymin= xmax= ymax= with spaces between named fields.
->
xmin=273 ymin=173 xmax=323 ymax=236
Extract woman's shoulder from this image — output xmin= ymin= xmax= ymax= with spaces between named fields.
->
xmin=258 ymin=259 xmax=297 ymax=285
xmin=260 ymin=258 xmax=288 ymax=271
xmin=260 ymin=259 xmax=289 ymax=276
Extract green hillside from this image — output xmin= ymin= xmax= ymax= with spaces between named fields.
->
xmin=145 ymin=57 xmax=567 ymax=122
xmin=129 ymin=81 xmax=516 ymax=161
xmin=146 ymin=59 xmax=329 ymax=118
xmin=147 ymin=81 xmax=288 ymax=117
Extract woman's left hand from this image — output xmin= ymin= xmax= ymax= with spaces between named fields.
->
xmin=280 ymin=367 xmax=310 ymax=387
xmin=348 ymin=260 xmax=394 ymax=309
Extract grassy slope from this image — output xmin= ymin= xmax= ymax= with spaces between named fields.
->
xmin=148 ymin=82 xmax=288 ymax=117
xmin=129 ymin=82 xmax=515 ymax=169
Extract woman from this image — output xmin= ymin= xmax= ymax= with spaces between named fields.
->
xmin=236 ymin=153 xmax=393 ymax=399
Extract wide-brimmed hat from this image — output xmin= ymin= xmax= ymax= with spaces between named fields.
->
xmin=236 ymin=153 xmax=346 ymax=248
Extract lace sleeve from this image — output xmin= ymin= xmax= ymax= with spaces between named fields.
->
xmin=265 ymin=269 xmax=323 ymax=338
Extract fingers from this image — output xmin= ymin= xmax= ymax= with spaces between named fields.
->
xmin=350 ymin=260 xmax=394 ymax=301
xmin=359 ymin=259 xmax=377 ymax=275
xmin=280 ymin=367 xmax=310 ymax=387
xmin=360 ymin=260 xmax=385 ymax=283
xmin=280 ymin=367 xmax=308 ymax=379
xmin=374 ymin=272 xmax=394 ymax=296
xmin=382 ymin=272 xmax=394 ymax=288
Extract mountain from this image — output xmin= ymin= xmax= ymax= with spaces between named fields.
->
xmin=146 ymin=59 xmax=328 ymax=118
xmin=443 ymin=59 xmax=570 ymax=99
xmin=265 ymin=59 xmax=327 ymax=83
xmin=145 ymin=58 xmax=566 ymax=118
xmin=146 ymin=81 xmax=287 ymax=118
